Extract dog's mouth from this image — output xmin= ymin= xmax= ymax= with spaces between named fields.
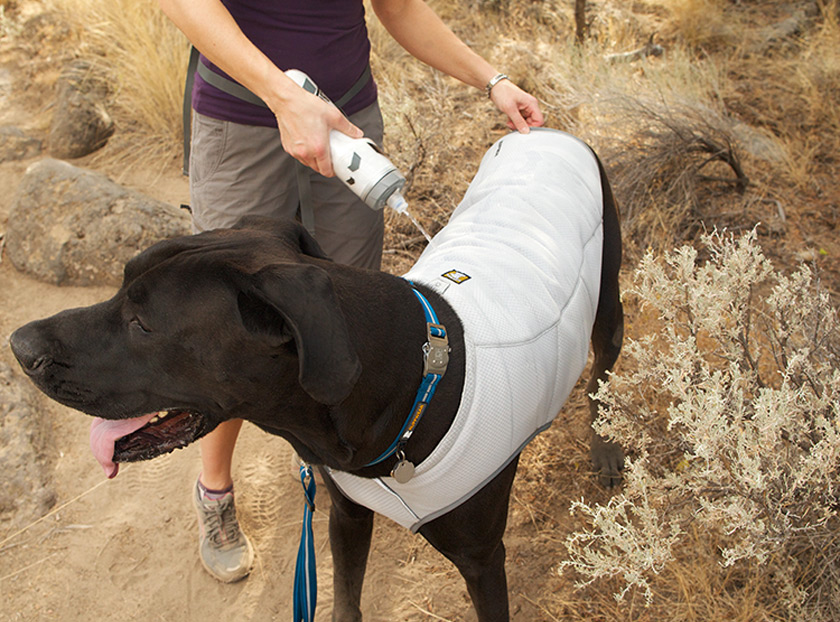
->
xmin=90 ymin=410 xmax=205 ymax=479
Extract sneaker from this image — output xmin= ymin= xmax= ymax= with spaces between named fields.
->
xmin=193 ymin=478 xmax=255 ymax=583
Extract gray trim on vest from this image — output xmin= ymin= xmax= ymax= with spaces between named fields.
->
xmin=329 ymin=421 xmax=554 ymax=533
xmin=410 ymin=421 xmax=552 ymax=532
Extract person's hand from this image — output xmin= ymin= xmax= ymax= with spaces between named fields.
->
xmin=489 ymin=79 xmax=544 ymax=133
xmin=271 ymin=86 xmax=363 ymax=177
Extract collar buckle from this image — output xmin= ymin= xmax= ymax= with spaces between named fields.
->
xmin=423 ymin=323 xmax=450 ymax=376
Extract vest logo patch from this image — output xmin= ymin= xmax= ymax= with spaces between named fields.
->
xmin=442 ymin=270 xmax=471 ymax=284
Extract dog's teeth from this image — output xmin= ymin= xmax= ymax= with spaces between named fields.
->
xmin=149 ymin=411 xmax=169 ymax=425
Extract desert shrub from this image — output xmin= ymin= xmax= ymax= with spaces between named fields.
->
xmin=562 ymin=230 xmax=840 ymax=621
xmin=602 ymin=94 xmax=750 ymax=247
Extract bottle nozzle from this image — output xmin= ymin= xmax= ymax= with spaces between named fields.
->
xmin=387 ymin=191 xmax=408 ymax=214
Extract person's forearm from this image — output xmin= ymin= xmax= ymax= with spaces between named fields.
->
xmin=158 ymin=0 xmax=298 ymax=112
xmin=372 ymin=0 xmax=544 ymax=132
xmin=371 ymin=0 xmax=498 ymax=91
xmin=159 ymin=0 xmax=361 ymax=175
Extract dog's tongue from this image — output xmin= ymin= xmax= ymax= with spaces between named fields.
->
xmin=90 ymin=414 xmax=156 ymax=479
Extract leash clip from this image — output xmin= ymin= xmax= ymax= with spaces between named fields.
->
xmin=299 ymin=463 xmax=316 ymax=512
xmin=423 ymin=323 xmax=450 ymax=376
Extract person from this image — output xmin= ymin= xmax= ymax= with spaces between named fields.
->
xmin=158 ymin=0 xmax=544 ymax=583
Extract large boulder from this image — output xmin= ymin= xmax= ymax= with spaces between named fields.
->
xmin=6 ymin=158 xmax=191 ymax=286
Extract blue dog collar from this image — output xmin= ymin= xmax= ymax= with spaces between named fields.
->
xmin=364 ymin=286 xmax=450 ymax=469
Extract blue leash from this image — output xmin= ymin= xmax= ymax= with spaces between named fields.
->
xmin=294 ymin=464 xmax=317 ymax=622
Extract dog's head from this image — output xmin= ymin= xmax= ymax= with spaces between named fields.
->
xmin=9 ymin=217 xmax=362 ymax=477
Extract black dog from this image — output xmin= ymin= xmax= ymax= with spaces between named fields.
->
xmin=10 ymin=130 xmax=623 ymax=622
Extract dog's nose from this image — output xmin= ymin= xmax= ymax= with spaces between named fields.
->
xmin=9 ymin=323 xmax=55 ymax=375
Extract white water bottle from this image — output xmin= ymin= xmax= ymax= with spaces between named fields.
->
xmin=285 ymin=69 xmax=409 ymax=214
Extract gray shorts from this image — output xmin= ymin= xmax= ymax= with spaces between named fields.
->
xmin=188 ymin=101 xmax=385 ymax=270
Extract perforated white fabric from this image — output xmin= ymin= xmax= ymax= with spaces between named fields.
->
xmin=329 ymin=129 xmax=604 ymax=531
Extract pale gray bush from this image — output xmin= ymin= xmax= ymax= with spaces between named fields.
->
xmin=562 ymin=230 xmax=840 ymax=619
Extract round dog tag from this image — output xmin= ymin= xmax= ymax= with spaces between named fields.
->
xmin=391 ymin=459 xmax=415 ymax=484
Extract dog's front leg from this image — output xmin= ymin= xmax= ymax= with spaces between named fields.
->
xmin=419 ymin=458 xmax=519 ymax=622
xmin=320 ymin=469 xmax=374 ymax=622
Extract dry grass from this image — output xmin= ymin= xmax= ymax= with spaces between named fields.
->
xmin=651 ymin=0 xmax=738 ymax=51
xmin=9 ymin=0 xmax=840 ymax=619
xmin=35 ymin=0 xmax=839 ymax=256
xmin=556 ymin=529 xmax=791 ymax=622
xmin=44 ymin=0 xmax=189 ymax=167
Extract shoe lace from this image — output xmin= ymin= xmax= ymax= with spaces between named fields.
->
xmin=201 ymin=497 xmax=242 ymax=550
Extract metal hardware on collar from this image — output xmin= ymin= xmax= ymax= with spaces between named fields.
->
xmin=423 ymin=323 xmax=450 ymax=376
xmin=485 ymin=73 xmax=509 ymax=97
xmin=391 ymin=450 xmax=416 ymax=484
xmin=363 ymin=286 xmax=448 ymax=472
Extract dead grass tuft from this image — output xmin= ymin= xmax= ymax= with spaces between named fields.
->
xmin=601 ymin=94 xmax=750 ymax=248
xmin=45 ymin=0 xmax=189 ymax=167
xmin=653 ymin=0 xmax=738 ymax=51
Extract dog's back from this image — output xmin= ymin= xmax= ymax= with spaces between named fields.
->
xmin=407 ymin=128 xmax=604 ymax=416
xmin=331 ymin=129 xmax=607 ymax=530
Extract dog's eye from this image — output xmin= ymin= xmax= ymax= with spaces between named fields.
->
xmin=130 ymin=317 xmax=152 ymax=334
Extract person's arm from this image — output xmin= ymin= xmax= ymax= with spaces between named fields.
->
xmin=159 ymin=0 xmax=361 ymax=176
xmin=370 ymin=0 xmax=544 ymax=132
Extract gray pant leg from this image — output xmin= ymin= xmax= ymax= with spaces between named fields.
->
xmin=188 ymin=102 xmax=385 ymax=270
xmin=306 ymin=102 xmax=385 ymax=270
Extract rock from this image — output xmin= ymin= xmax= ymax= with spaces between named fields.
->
xmin=0 ymin=362 xmax=56 ymax=531
xmin=0 ymin=126 xmax=43 ymax=162
xmin=47 ymin=60 xmax=115 ymax=159
xmin=6 ymin=158 xmax=191 ymax=286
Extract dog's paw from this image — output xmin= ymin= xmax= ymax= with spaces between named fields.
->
xmin=590 ymin=435 xmax=624 ymax=489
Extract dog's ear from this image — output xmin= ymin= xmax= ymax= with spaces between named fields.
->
xmin=232 ymin=216 xmax=331 ymax=260
xmin=249 ymin=263 xmax=361 ymax=405
xmin=124 ymin=237 xmax=195 ymax=284
xmin=290 ymin=222 xmax=332 ymax=260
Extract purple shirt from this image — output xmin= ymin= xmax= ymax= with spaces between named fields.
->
xmin=193 ymin=0 xmax=377 ymax=127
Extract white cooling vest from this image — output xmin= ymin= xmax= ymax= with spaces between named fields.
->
xmin=329 ymin=129 xmax=605 ymax=531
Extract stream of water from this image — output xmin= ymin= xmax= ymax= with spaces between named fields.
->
xmin=402 ymin=208 xmax=433 ymax=244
